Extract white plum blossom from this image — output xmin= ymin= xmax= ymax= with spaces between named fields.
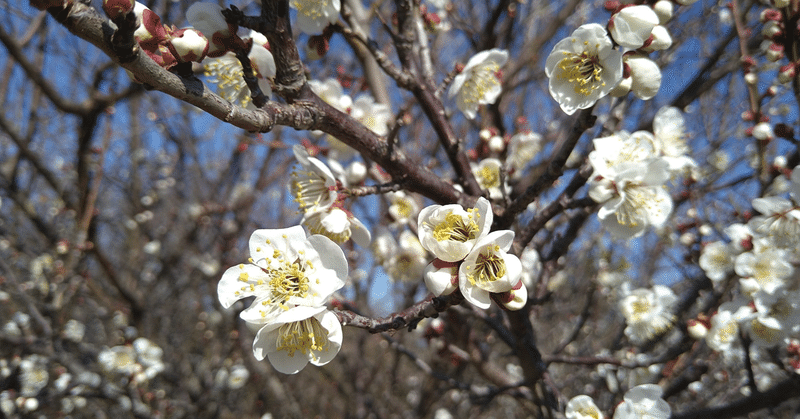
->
xmin=747 ymin=290 xmax=800 ymax=347
xmin=651 ymin=106 xmax=696 ymax=172
xmin=590 ymin=159 xmax=673 ymax=238
xmin=505 ymin=131 xmax=543 ymax=177
xmin=518 ymin=246 xmax=542 ymax=289
xmin=619 ymin=285 xmax=678 ymax=344
xmin=253 ymin=305 xmax=342 ymax=374
xmin=204 ymin=41 xmax=275 ymax=109
xmin=612 ymin=384 xmax=671 ymax=419
xmin=350 ymin=94 xmax=393 ymax=136
xmin=449 ymin=49 xmax=509 ymax=119
xmin=290 ymin=0 xmax=341 ymax=34
xmin=706 ymin=298 xmax=754 ymax=352
xmin=734 ymin=240 xmax=793 ymax=295
xmin=472 ymin=158 xmax=508 ymax=200
xmin=458 ymin=230 xmax=522 ymax=309
xmin=417 ymin=197 xmax=492 ymax=262
xmin=545 ymin=24 xmax=623 ymax=115
xmin=309 ymin=78 xmax=352 ymax=112
xmin=698 ymin=241 xmax=734 ymax=282
xmin=290 ymin=145 xmax=338 ymax=213
xmin=386 ymin=191 xmax=420 ymax=225
xmin=749 ymin=195 xmax=800 ymax=249
xmin=217 ymin=226 xmax=347 ymax=323
xmin=609 ymin=5 xmax=659 ymax=49
xmin=377 ymin=230 xmax=429 ymax=282
xmin=566 ymin=395 xmax=604 ymax=419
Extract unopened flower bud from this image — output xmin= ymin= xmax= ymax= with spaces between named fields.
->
xmin=610 ymin=74 xmax=632 ymax=97
xmin=493 ymin=280 xmax=528 ymax=311
xmin=767 ymin=43 xmax=784 ymax=62
xmin=167 ymin=28 xmax=209 ymax=63
xmin=488 ymin=135 xmax=505 ymax=153
xmin=778 ymin=63 xmax=796 ymax=84
xmin=752 ymin=122 xmax=774 ymax=140
xmin=103 ymin=0 xmax=134 ymax=20
xmin=653 ymin=0 xmax=673 ymax=23
xmin=641 ymin=25 xmax=672 ymax=52
xmin=609 ymin=5 xmax=659 ymax=49
xmin=762 ymin=20 xmax=782 ymax=39
xmin=306 ymin=33 xmax=330 ymax=60
xmin=761 ymin=9 xmax=782 ymax=22
xmin=744 ymin=72 xmax=758 ymax=85
xmin=133 ymin=2 xmax=166 ymax=47
xmin=687 ymin=319 xmax=708 ymax=340
xmin=626 ymin=54 xmax=661 ymax=100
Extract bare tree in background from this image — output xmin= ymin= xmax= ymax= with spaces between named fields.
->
xmin=2 ymin=0 xmax=800 ymax=417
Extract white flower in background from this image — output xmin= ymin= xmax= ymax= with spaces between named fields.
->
xmin=651 ymin=106 xmax=695 ymax=172
xmin=566 ymin=395 xmax=604 ymax=419
xmin=545 ymin=24 xmax=623 ymax=115
xmin=589 ymin=131 xmax=657 ymax=176
xmin=204 ymin=40 xmax=275 ymax=109
xmin=309 ymin=78 xmax=352 ymax=112
xmin=750 ymin=290 xmax=800 ymax=344
xmin=217 ymin=226 xmax=347 ymax=323
xmin=472 ymin=158 xmax=507 ymax=199
xmin=350 ymin=95 xmax=392 ymax=136
xmin=790 ymin=165 xmax=800 ymax=200
xmin=518 ymin=247 xmax=542 ymax=289
xmin=19 ymin=355 xmax=48 ymax=397
xmin=253 ymin=305 xmax=342 ymax=374
xmin=609 ymin=5 xmax=659 ymax=49
xmin=449 ymin=49 xmax=509 ymax=119
xmin=418 ymin=197 xmax=492 ymax=262
xmin=619 ymin=285 xmax=677 ymax=344
xmin=302 ymin=205 xmax=372 ymax=247
xmin=626 ymin=53 xmax=661 ymax=100
xmin=590 ymin=158 xmax=673 ymax=239
xmin=290 ymin=145 xmax=338 ymax=213
xmin=290 ymin=0 xmax=341 ymax=34
xmin=748 ymin=195 xmax=800 ymax=249
xmin=227 ymin=364 xmax=250 ymax=389
xmin=698 ymin=241 xmax=734 ymax=282
xmin=505 ymin=131 xmax=543 ymax=177
xmin=186 ymin=2 xmax=233 ymax=57
xmin=734 ymin=241 xmax=793 ymax=295
xmin=384 ymin=230 xmax=429 ymax=282
xmin=612 ymin=384 xmax=671 ymax=419
xmin=724 ymin=223 xmax=754 ymax=252
xmin=458 ymin=230 xmax=522 ymax=309
xmin=386 ymin=191 xmax=420 ymax=225
xmin=706 ymin=298 xmax=754 ymax=352
xmin=132 ymin=337 xmax=165 ymax=382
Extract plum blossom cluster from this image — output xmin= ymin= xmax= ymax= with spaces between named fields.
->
xmin=546 ymin=3 xmax=674 ymax=114
xmin=187 ymin=3 xmax=276 ymax=109
xmin=566 ymin=384 xmax=671 ymax=419
xmin=98 ymin=337 xmax=165 ymax=385
xmin=587 ymin=106 xmax=694 ymax=239
xmin=418 ymin=197 xmax=528 ymax=310
xmin=696 ymin=165 xmax=800 ymax=352
xmin=309 ymin=78 xmax=393 ymax=140
xmin=289 ymin=145 xmax=371 ymax=247
xmin=217 ymin=226 xmax=347 ymax=374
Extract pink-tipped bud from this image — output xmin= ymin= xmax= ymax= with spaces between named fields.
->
xmin=779 ymin=63 xmax=796 ymax=84
xmin=306 ymin=34 xmax=330 ymax=60
xmin=103 ymin=0 xmax=134 ymax=20
xmin=767 ymin=43 xmax=785 ymax=62
xmin=167 ymin=28 xmax=209 ymax=63
xmin=760 ymin=8 xmax=782 ymax=22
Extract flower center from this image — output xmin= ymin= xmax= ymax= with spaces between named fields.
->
xmin=432 ymin=210 xmax=480 ymax=242
xmin=616 ymin=184 xmax=664 ymax=227
xmin=276 ymin=317 xmax=330 ymax=359
xmin=459 ymin=63 xmax=501 ymax=105
xmin=291 ymin=0 xmax=328 ymax=19
xmin=468 ymin=245 xmax=506 ymax=285
xmin=265 ymin=259 xmax=310 ymax=308
xmin=629 ymin=298 xmax=651 ymax=322
xmin=716 ymin=321 xmax=737 ymax=344
xmin=392 ymin=198 xmax=414 ymax=219
xmin=478 ymin=165 xmax=501 ymax=189
xmin=558 ymin=45 xmax=604 ymax=97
